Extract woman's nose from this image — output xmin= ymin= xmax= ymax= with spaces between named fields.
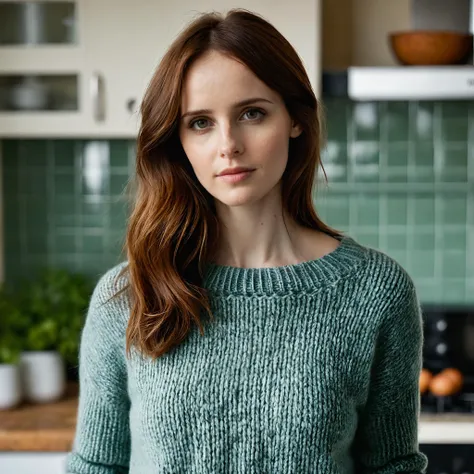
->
xmin=218 ymin=125 xmax=244 ymax=158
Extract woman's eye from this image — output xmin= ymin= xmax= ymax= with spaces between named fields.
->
xmin=190 ymin=118 xmax=209 ymax=130
xmin=188 ymin=109 xmax=264 ymax=131
xmin=242 ymin=108 xmax=265 ymax=121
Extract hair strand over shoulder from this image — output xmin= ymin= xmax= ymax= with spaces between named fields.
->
xmin=116 ymin=9 xmax=340 ymax=359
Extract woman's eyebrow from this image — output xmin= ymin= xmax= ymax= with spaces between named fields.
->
xmin=181 ymin=97 xmax=273 ymax=119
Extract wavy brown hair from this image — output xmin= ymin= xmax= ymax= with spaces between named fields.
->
xmin=118 ymin=9 xmax=340 ymax=359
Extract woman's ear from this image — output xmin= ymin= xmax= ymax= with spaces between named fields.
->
xmin=290 ymin=121 xmax=303 ymax=138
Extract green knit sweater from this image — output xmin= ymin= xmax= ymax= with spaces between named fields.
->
xmin=66 ymin=235 xmax=428 ymax=474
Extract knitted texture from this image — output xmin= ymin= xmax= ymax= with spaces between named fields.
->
xmin=66 ymin=235 xmax=428 ymax=474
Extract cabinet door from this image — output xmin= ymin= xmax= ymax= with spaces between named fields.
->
xmin=82 ymin=0 xmax=322 ymax=138
xmin=0 ymin=452 xmax=68 ymax=474
xmin=0 ymin=0 xmax=94 ymax=137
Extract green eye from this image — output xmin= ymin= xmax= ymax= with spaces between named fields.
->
xmin=242 ymin=108 xmax=265 ymax=120
xmin=190 ymin=118 xmax=209 ymax=130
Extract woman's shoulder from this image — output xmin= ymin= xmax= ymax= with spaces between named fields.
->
xmin=355 ymin=241 xmax=418 ymax=311
xmin=323 ymin=233 xmax=413 ymax=292
xmin=364 ymin=244 xmax=414 ymax=288
xmin=86 ymin=262 xmax=131 ymax=331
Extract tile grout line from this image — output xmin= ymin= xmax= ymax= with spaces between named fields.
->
xmin=467 ymin=101 xmax=474 ymax=298
xmin=103 ymin=140 xmax=111 ymax=268
xmin=18 ymin=141 xmax=28 ymax=275
xmin=46 ymin=140 xmax=55 ymax=269
xmin=347 ymin=101 xmax=356 ymax=237
xmin=74 ymin=140 xmax=83 ymax=271
xmin=377 ymin=102 xmax=389 ymax=253
xmin=433 ymin=102 xmax=444 ymax=303
xmin=407 ymin=101 xmax=416 ymax=277
xmin=378 ymin=101 xmax=388 ymax=253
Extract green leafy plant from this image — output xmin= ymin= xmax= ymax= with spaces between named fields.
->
xmin=0 ymin=344 xmax=21 ymax=365
xmin=0 ymin=287 xmax=26 ymax=365
xmin=23 ymin=268 xmax=93 ymax=367
xmin=3 ymin=269 xmax=93 ymax=368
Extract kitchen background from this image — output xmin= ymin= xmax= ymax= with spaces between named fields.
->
xmin=2 ymin=97 xmax=473 ymax=304
xmin=0 ymin=0 xmax=472 ymax=306
xmin=0 ymin=0 xmax=474 ymax=472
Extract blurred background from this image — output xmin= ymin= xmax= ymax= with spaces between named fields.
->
xmin=0 ymin=0 xmax=473 ymax=472
xmin=0 ymin=0 xmax=472 ymax=302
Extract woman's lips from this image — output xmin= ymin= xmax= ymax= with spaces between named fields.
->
xmin=217 ymin=169 xmax=255 ymax=183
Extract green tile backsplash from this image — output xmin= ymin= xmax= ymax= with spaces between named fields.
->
xmin=1 ymin=99 xmax=473 ymax=304
xmin=2 ymin=139 xmax=133 ymax=282
xmin=317 ymin=99 xmax=473 ymax=304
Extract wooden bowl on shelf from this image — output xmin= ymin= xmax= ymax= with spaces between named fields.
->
xmin=389 ymin=30 xmax=473 ymax=65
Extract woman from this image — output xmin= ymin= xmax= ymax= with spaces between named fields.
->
xmin=67 ymin=9 xmax=428 ymax=474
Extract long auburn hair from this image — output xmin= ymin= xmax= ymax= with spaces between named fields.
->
xmin=118 ymin=9 xmax=340 ymax=359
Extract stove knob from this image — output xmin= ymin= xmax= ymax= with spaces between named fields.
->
xmin=435 ymin=342 xmax=448 ymax=355
xmin=436 ymin=319 xmax=448 ymax=331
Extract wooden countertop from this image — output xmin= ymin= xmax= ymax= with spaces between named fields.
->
xmin=420 ymin=412 xmax=474 ymax=422
xmin=0 ymin=383 xmax=78 ymax=452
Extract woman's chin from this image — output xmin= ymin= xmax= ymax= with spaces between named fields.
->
xmin=214 ymin=189 xmax=262 ymax=208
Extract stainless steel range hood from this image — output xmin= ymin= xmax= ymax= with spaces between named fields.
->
xmin=348 ymin=65 xmax=474 ymax=100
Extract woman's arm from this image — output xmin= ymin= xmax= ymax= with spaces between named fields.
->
xmin=66 ymin=265 xmax=131 ymax=474
xmin=351 ymin=273 xmax=428 ymax=474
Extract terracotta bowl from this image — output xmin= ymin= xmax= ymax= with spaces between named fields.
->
xmin=389 ymin=31 xmax=473 ymax=66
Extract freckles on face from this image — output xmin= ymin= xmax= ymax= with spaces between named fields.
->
xmin=178 ymin=51 xmax=300 ymax=207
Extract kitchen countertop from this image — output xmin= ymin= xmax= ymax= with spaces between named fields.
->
xmin=1 ymin=384 xmax=473 ymax=451
xmin=0 ymin=383 xmax=78 ymax=452
xmin=419 ymin=412 xmax=474 ymax=444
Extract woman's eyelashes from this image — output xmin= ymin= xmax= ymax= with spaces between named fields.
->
xmin=188 ymin=107 xmax=267 ymax=132
xmin=241 ymin=108 xmax=266 ymax=121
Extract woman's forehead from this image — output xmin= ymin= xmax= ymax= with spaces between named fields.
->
xmin=181 ymin=52 xmax=277 ymax=111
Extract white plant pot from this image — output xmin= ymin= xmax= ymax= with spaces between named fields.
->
xmin=0 ymin=364 xmax=22 ymax=410
xmin=20 ymin=351 xmax=66 ymax=404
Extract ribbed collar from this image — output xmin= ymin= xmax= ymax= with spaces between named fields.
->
xmin=202 ymin=234 xmax=368 ymax=296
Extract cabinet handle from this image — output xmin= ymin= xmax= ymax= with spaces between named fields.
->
xmin=90 ymin=72 xmax=105 ymax=122
xmin=126 ymin=98 xmax=137 ymax=114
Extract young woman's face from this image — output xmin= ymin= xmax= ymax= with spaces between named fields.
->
xmin=179 ymin=51 xmax=301 ymax=208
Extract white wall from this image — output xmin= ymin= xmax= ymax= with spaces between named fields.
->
xmin=323 ymin=0 xmax=411 ymax=68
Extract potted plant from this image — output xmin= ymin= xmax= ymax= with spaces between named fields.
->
xmin=16 ymin=268 xmax=93 ymax=403
xmin=0 ymin=341 xmax=22 ymax=410
xmin=0 ymin=289 xmax=25 ymax=410
xmin=20 ymin=320 xmax=68 ymax=404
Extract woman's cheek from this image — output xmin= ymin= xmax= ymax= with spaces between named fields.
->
xmin=194 ymin=159 xmax=217 ymax=195
xmin=182 ymin=139 xmax=211 ymax=179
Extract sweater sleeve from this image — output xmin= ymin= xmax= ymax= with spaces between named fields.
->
xmin=351 ymin=272 xmax=428 ymax=474
xmin=66 ymin=265 xmax=131 ymax=474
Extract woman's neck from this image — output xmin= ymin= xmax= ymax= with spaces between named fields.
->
xmin=212 ymin=205 xmax=338 ymax=269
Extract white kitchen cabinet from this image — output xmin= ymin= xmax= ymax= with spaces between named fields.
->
xmin=0 ymin=0 xmax=91 ymax=137
xmin=0 ymin=0 xmax=322 ymax=138
xmin=0 ymin=452 xmax=68 ymax=474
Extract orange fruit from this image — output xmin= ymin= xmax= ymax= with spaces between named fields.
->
xmin=419 ymin=369 xmax=432 ymax=394
xmin=439 ymin=368 xmax=463 ymax=392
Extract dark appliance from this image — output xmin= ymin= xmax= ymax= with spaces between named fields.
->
xmin=419 ymin=306 xmax=474 ymax=473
